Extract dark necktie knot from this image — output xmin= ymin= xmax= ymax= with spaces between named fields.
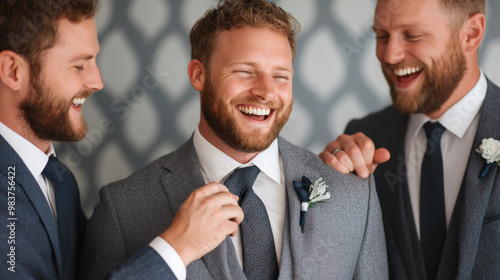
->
xmin=225 ymin=166 xmax=261 ymax=199
xmin=423 ymin=121 xmax=445 ymax=144
xmin=42 ymin=156 xmax=74 ymax=186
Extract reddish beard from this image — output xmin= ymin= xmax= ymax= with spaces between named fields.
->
xmin=382 ymin=32 xmax=467 ymax=114
xmin=201 ymin=74 xmax=292 ymax=153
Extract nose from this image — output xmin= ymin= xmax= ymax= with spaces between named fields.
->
xmin=379 ymin=36 xmax=405 ymax=65
xmin=86 ymin=63 xmax=104 ymax=91
xmin=251 ymin=74 xmax=275 ymax=101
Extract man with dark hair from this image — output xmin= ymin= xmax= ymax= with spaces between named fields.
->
xmin=81 ymin=0 xmax=388 ymax=279
xmin=0 ymin=0 xmax=101 ymax=279
xmin=320 ymin=0 xmax=499 ymax=278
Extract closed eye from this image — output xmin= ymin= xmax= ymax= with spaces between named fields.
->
xmin=405 ymin=34 xmax=422 ymax=41
xmin=375 ymin=34 xmax=389 ymax=43
xmin=274 ymin=75 xmax=290 ymax=83
xmin=234 ymin=70 xmax=253 ymax=78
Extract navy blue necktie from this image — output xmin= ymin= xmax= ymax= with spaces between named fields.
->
xmin=420 ymin=122 xmax=447 ymax=279
xmin=42 ymin=156 xmax=78 ymax=278
xmin=225 ymin=166 xmax=279 ymax=280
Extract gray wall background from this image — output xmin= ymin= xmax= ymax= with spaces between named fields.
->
xmin=54 ymin=0 xmax=500 ymax=216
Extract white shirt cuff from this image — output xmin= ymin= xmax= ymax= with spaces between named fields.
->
xmin=149 ymin=237 xmax=186 ymax=280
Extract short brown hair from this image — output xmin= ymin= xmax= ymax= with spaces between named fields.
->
xmin=438 ymin=0 xmax=486 ymax=30
xmin=0 ymin=0 xmax=99 ymax=77
xmin=189 ymin=0 xmax=300 ymax=67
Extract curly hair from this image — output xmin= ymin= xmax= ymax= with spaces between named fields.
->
xmin=189 ymin=0 xmax=300 ymax=68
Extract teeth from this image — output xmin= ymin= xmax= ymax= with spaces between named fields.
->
xmin=238 ymin=106 xmax=271 ymax=116
xmin=72 ymin=97 xmax=86 ymax=106
xmin=394 ymin=66 xmax=423 ymax=77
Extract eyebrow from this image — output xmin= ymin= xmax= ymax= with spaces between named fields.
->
xmin=231 ymin=62 xmax=293 ymax=73
xmin=372 ymin=23 xmax=423 ymax=31
xmin=70 ymin=54 xmax=96 ymax=62
xmin=275 ymin=66 xmax=294 ymax=73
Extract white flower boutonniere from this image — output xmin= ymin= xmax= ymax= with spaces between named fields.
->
xmin=293 ymin=176 xmax=331 ymax=232
xmin=308 ymin=178 xmax=331 ymax=205
xmin=476 ymin=138 xmax=500 ymax=178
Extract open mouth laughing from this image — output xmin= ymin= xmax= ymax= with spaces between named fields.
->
xmin=393 ymin=65 xmax=424 ymax=87
xmin=72 ymin=97 xmax=87 ymax=107
xmin=238 ymin=105 xmax=273 ymax=121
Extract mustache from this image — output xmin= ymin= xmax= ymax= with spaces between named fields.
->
xmin=382 ymin=61 xmax=425 ymax=70
xmin=74 ymin=90 xmax=94 ymax=99
xmin=231 ymin=96 xmax=282 ymax=110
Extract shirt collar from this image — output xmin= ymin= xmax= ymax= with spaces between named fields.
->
xmin=409 ymin=70 xmax=487 ymax=139
xmin=0 ymin=121 xmax=55 ymax=179
xmin=193 ymin=126 xmax=281 ymax=184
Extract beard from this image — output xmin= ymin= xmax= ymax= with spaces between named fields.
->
xmin=19 ymin=75 xmax=90 ymax=142
xmin=201 ymin=73 xmax=292 ymax=153
xmin=382 ymin=33 xmax=467 ymax=114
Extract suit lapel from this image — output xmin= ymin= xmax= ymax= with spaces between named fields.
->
xmin=371 ymin=111 xmax=427 ymax=278
xmin=277 ymin=137 xmax=326 ymax=279
xmin=441 ymin=79 xmax=500 ymax=277
xmin=201 ymin=236 xmax=245 ymax=280
xmin=159 ymin=138 xmax=242 ymax=279
xmin=159 ymin=138 xmax=204 ymax=213
xmin=0 ymin=136 xmax=63 ymax=278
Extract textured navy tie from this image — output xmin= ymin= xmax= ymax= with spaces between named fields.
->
xmin=225 ymin=166 xmax=279 ymax=280
xmin=42 ymin=156 xmax=78 ymax=278
xmin=420 ymin=122 xmax=447 ymax=279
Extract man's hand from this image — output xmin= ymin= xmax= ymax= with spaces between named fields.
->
xmin=160 ymin=183 xmax=243 ymax=267
xmin=319 ymin=132 xmax=391 ymax=178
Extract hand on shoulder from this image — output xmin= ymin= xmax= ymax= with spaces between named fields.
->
xmin=319 ymin=132 xmax=390 ymax=178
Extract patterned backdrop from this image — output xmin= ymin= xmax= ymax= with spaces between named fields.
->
xmin=54 ymin=0 xmax=500 ymax=215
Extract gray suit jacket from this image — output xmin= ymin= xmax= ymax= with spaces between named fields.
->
xmin=80 ymin=137 xmax=388 ymax=279
xmin=345 ymin=79 xmax=500 ymax=279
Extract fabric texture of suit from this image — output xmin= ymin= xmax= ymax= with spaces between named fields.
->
xmin=0 ymin=135 xmax=87 ymax=280
xmin=80 ymin=137 xmax=388 ymax=280
xmin=345 ymin=79 xmax=500 ymax=279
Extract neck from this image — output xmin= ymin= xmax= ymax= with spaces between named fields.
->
xmin=0 ymin=114 xmax=51 ymax=154
xmin=198 ymin=123 xmax=259 ymax=164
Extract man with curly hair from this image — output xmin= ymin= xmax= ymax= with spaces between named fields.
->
xmin=81 ymin=1 xmax=388 ymax=279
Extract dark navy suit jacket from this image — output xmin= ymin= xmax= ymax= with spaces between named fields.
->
xmin=0 ymin=135 xmax=86 ymax=280
xmin=345 ymin=79 xmax=500 ymax=279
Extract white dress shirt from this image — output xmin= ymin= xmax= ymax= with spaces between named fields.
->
xmin=150 ymin=127 xmax=286 ymax=279
xmin=0 ymin=121 xmax=57 ymax=220
xmin=405 ymin=71 xmax=487 ymax=238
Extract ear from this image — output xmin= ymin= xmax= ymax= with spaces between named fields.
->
xmin=0 ymin=50 xmax=27 ymax=91
xmin=187 ymin=59 xmax=206 ymax=92
xmin=461 ymin=13 xmax=485 ymax=53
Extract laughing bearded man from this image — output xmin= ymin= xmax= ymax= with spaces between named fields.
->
xmin=0 ymin=1 xmax=102 ymax=279
xmin=320 ymin=0 xmax=500 ymax=279
xmin=80 ymin=1 xmax=388 ymax=279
